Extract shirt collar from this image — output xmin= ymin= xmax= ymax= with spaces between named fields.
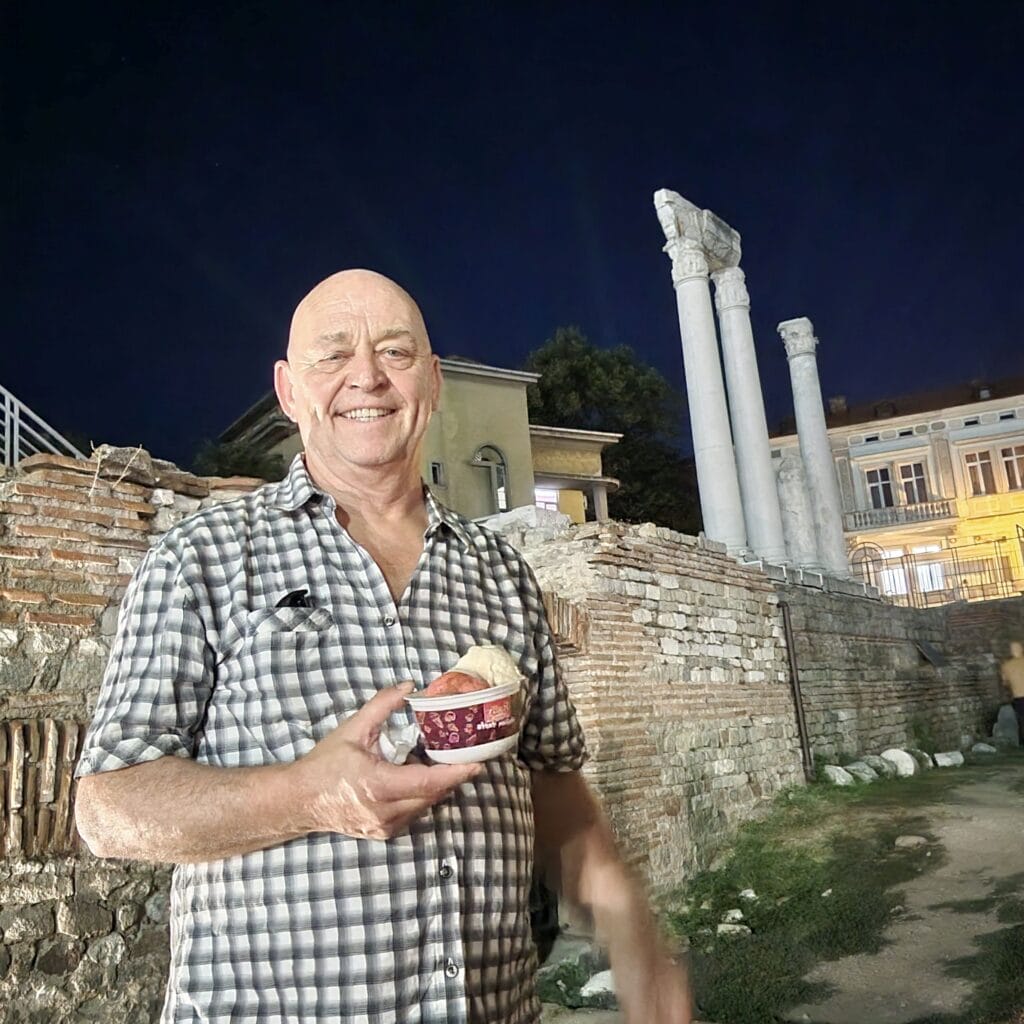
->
xmin=265 ymin=454 xmax=321 ymax=511
xmin=266 ymin=454 xmax=472 ymax=549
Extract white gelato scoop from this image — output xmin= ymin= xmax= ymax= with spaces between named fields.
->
xmin=452 ymin=644 xmax=522 ymax=686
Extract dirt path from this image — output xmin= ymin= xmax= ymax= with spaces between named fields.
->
xmin=785 ymin=761 xmax=1024 ymax=1024
xmin=543 ymin=759 xmax=1024 ymax=1024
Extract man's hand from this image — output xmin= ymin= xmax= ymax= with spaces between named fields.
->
xmin=533 ymin=769 xmax=694 ymax=1023
xmin=292 ymin=683 xmax=481 ymax=840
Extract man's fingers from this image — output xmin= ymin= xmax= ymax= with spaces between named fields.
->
xmin=370 ymin=760 xmax=482 ymax=803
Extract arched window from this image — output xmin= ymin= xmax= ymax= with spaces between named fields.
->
xmin=472 ymin=444 xmax=509 ymax=513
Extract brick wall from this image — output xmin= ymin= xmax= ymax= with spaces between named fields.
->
xmin=1 ymin=450 xmax=1020 ymax=1020
xmin=509 ymin=519 xmax=1023 ymax=888
xmin=0 ymin=450 xmax=260 ymax=1022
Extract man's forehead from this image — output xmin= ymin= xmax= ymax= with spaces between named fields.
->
xmin=289 ymin=271 xmax=430 ymax=354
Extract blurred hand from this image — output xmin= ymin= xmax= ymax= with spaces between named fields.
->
xmin=292 ymin=683 xmax=481 ymax=839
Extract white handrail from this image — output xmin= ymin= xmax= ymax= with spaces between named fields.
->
xmin=1 ymin=384 xmax=87 ymax=468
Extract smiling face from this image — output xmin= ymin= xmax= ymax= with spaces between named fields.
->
xmin=274 ymin=270 xmax=441 ymax=487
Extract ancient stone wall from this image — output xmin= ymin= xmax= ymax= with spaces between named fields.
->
xmin=509 ymin=518 xmax=1019 ymax=887
xmin=0 ymin=451 xmax=260 ymax=1023
xmin=0 ymin=453 xmax=1019 ymax=1020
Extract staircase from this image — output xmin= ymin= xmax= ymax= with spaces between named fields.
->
xmin=1 ymin=384 xmax=87 ymax=468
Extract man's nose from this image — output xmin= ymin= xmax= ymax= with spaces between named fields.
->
xmin=345 ymin=349 xmax=388 ymax=389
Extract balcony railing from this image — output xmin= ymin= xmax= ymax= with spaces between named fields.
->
xmin=1 ymin=384 xmax=87 ymax=468
xmin=843 ymin=498 xmax=954 ymax=531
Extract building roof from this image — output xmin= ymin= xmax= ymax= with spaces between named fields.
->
xmin=771 ymin=375 xmax=1024 ymax=438
xmin=528 ymin=424 xmax=623 ymax=447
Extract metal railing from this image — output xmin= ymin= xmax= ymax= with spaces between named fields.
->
xmin=843 ymin=498 xmax=954 ymax=531
xmin=1 ymin=385 xmax=87 ymax=468
xmin=850 ymin=536 xmax=1024 ymax=608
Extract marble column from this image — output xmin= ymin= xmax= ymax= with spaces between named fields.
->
xmin=713 ymin=267 xmax=788 ymax=563
xmin=777 ymin=317 xmax=849 ymax=575
xmin=775 ymin=451 xmax=820 ymax=568
xmin=655 ymin=192 xmax=747 ymax=552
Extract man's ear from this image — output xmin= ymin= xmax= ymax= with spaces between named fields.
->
xmin=274 ymin=360 xmax=297 ymax=421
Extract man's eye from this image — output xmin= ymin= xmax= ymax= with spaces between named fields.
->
xmin=384 ymin=348 xmax=412 ymax=360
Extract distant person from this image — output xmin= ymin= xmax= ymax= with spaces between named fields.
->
xmin=74 ymin=269 xmax=692 ymax=1024
xmin=999 ymin=640 xmax=1024 ymax=747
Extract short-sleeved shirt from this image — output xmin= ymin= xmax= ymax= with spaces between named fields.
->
xmin=77 ymin=455 xmax=587 ymax=1024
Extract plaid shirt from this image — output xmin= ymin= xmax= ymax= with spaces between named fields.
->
xmin=78 ymin=455 xmax=587 ymax=1024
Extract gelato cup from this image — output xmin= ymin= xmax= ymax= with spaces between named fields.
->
xmin=405 ymin=645 xmax=523 ymax=764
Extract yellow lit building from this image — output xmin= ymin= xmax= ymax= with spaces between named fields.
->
xmin=771 ymin=377 xmax=1024 ymax=604
xmin=221 ymin=357 xmax=620 ymax=524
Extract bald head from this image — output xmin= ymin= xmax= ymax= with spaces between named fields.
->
xmin=288 ymin=269 xmax=431 ymax=363
xmin=1011 ymin=641 xmax=1024 ymax=659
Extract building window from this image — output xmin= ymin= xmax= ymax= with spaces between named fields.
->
xmin=866 ymin=467 xmax=894 ymax=508
xmin=964 ymin=417 xmax=980 ymax=426
xmin=429 ymin=461 xmax=446 ymax=487
xmin=999 ymin=411 xmax=1017 ymax=421
xmin=1003 ymin=445 xmax=1024 ymax=490
xmin=899 ymin=462 xmax=927 ymax=504
xmin=534 ymin=487 xmax=560 ymax=511
xmin=964 ymin=450 xmax=996 ymax=495
xmin=472 ymin=445 xmax=509 ymax=513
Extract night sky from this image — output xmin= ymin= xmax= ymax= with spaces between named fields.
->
xmin=5 ymin=2 xmax=1023 ymax=468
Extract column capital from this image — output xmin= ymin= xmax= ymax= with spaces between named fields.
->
xmin=664 ymin=237 xmax=709 ymax=284
xmin=712 ymin=266 xmax=749 ymax=311
xmin=777 ymin=317 xmax=818 ymax=359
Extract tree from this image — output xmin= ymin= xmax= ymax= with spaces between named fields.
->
xmin=191 ymin=439 xmax=286 ymax=481
xmin=524 ymin=327 xmax=701 ymax=534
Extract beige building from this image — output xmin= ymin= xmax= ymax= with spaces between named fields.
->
xmin=771 ymin=377 xmax=1024 ymax=605
xmin=221 ymin=357 xmax=620 ymax=524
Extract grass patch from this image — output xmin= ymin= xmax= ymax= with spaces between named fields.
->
xmin=660 ymin=781 xmax=943 ymax=1023
xmin=943 ymin=924 xmax=1024 ymax=1023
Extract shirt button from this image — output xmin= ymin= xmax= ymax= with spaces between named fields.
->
xmin=444 ymin=958 xmax=460 ymax=979
xmin=383 ymin=615 xmax=396 ymax=627
xmin=439 ymin=862 xmax=453 ymax=880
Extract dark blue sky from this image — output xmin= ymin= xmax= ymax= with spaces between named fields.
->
xmin=4 ymin=1 xmax=1022 ymax=466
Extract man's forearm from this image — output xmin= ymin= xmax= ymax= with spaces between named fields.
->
xmin=76 ymin=756 xmax=310 ymax=863
xmin=532 ymin=770 xmax=656 ymax=943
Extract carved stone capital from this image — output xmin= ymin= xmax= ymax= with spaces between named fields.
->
xmin=654 ymin=188 xmax=742 ymax=274
xmin=777 ymin=317 xmax=818 ymax=359
xmin=665 ymin=237 xmax=709 ymax=284
xmin=712 ymin=267 xmax=749 ymax=311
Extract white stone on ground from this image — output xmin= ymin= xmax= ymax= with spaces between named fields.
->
xmin=580 ymin=970 xmax=615 ymax=998
xmin=721 ymin=908 xmax=744 ymax=923
xmin=907 ymin=748 xmax=935 ymax=771
xmin=822 ymin=765 xmax=855 ymax=786
xmin=894 ymin=835 xmax=928 ymax=849
xmin=844 ymin=761 xmax=879 ymax=782
xmin=739 ymin=888 xmax=757 ymax=901
xmin=862 ymin=754 xmax=896 ymax=778
xmin=972 ymin=742 xmax=997 ymax=754
xmin=716 ymin=923 xmax=752 ymax=936
xmin=879 ymin=749 xmax=917 ymax=777
xmin=933 ymin=751 xmax=964 ymax=768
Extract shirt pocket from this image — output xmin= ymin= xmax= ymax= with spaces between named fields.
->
xmin=244 ymin=605 xmax=336 ymax=637
xmin=215 ymin=608 xmax=355 ymax=765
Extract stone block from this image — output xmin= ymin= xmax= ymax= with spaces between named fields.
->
xmin=86 ymin=932 xmax=126 ymax=967
xmin=56 ymin=897 xmax=113 ymax=938
xmin=821 ymin=765 xmax=855 ymax=786
xmin=35 ymin=935 xmax=84 ymax=975
xmin=843 ymin=761 xmax=879 ymax=782
xmin=879 ymin=748 xmax=917 ymax=777
xmin=992 ymin=704 xmax=1021 ymax=747
xmin=934 ymin=751 xmax=965 ymax=768
xmin=0 ymin=901 xmax=54 ymax=943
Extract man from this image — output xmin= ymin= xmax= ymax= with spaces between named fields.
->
xmin=1000 ymin=640 xmax=1024 ymax=746
xmin=75 ymin=270 xmax=692 ymax=1024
